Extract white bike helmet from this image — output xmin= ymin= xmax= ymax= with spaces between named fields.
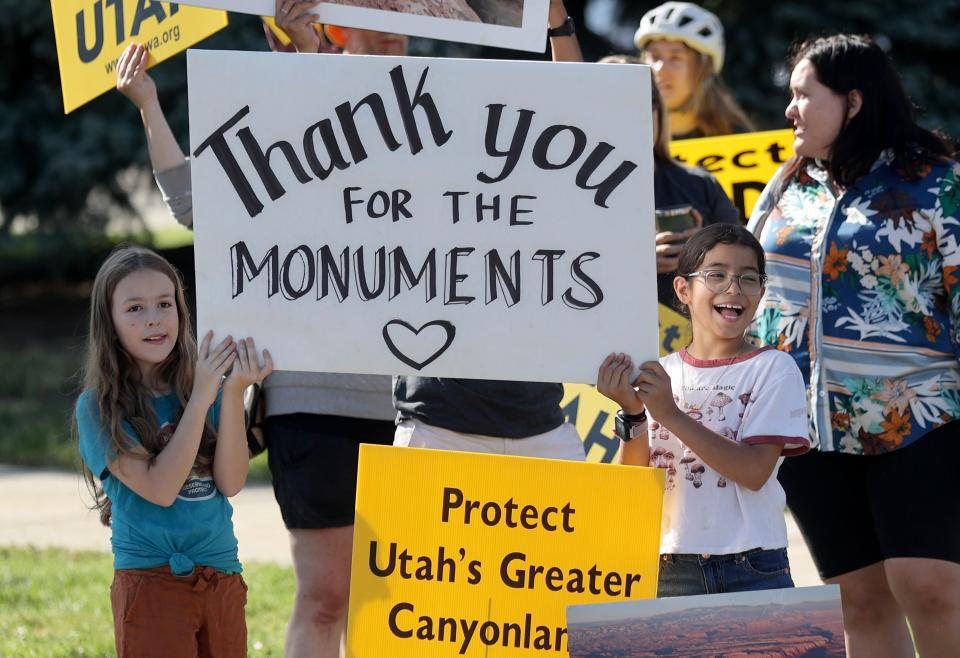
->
xmin=634 ymin=2 xmax=725 ymax=74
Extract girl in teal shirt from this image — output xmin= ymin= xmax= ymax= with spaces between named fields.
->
xmin=76 ymin=246 xmax=272 ymax=657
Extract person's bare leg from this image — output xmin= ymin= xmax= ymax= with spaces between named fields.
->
xmin=885 ymin=557 xmax=960 ymax=658
xmin=285 ymin=526 xmax=353 ymax=658
xmin=827 ymin=562 xmax=913 ymax=658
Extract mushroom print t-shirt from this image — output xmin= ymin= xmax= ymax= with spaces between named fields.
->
xmin=649 ymin=347 xmax=810 ymax=555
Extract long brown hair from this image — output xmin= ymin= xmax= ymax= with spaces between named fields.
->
xmin=682 ymin=49 xmax=755 ymax=137
xmin=77 ymin=245 xmax=215 ymax=526
xmin=651 ymin=82 xmax=674 ymax=163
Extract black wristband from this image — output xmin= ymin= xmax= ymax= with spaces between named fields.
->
xmin=615 ymin=409 xmax=648 ymax=442
xmin=620 ymin=409 xmax=648 ymax=423
xmin=547 ymin=16 xmax=576 ymax=38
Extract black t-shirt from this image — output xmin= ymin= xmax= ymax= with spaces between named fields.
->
xmin=654 ymin=160 xmax=739 ymax=307
xmin=393 ymin=377 xmax=564 ymax=439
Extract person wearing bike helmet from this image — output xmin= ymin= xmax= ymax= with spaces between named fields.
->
xmin=635 ymin=1 xmax=753 ymax=139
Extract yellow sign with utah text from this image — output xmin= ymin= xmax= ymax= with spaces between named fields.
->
xmin=346 ymin=445 xmax=664 ymax=657
xmin=51 ymin=0 xmax=228 ymax=113
xmin=671 ymin=129 xmax=795 ymax=222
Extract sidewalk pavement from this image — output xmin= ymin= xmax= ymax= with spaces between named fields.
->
xmin=0 ymin=465 xmax=291 ymax=566
xmin=0 ymin=464 xmax=822 ymax=587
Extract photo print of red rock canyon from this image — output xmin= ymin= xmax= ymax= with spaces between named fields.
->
xmin=567 ymin=585 xmax=845 ymax=657
xmin=324 ymin=0 xmax=524 ymax=27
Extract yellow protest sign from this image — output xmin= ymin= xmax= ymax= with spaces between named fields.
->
xmin=50 ymin=0 xmax=228 ymax=113
xmin=670 ymin=129 xmax=795 ymax=221
xmin=655 ymin=301 xmax=693 ymax=357
xmin=564 ymin=303 xmax=691 ymax=464
xmin=347 ymin=445 xmax=663 ymax=657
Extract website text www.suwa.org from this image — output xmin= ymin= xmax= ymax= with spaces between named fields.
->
xmin=103 ymin=24 xmax=181 ymax=75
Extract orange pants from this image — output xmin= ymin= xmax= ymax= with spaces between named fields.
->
xmin=110 ymin=566 xmax=247 ymax=657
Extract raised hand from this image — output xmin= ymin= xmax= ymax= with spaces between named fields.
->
xmin=597 ymin=353 xmax=646 ymax=415
xmin=116 ymin=42 xmax=157 ymax=110
xmin=193 ymin=331 xmax=235 ymax=408
xmin=633 ymin=361 xmax=680 ymax=422
xmin=275 ymin=0 xmax=321 ymax=53
xmin=224 ymin=337 xmax=274 ymax=392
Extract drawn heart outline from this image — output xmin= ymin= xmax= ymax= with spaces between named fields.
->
xmin=382 ymin=319 xmax=456 ymax=371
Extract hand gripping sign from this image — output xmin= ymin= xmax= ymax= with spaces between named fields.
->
xmin=563 ymin=303 xmax=693 ymax=463
xmin=188 ymin=51 xmax=659 ymax=384
xmin=347 ymin=445 xmax=664 ymax=657
xmin=50 ymin=0 xmax=227 ymax=113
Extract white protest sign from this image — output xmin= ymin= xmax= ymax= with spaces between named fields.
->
xmin=188 ymin=51 xmax=657 ymax=384
xmin=178 ymin=0 xmax=267 ymax=13
xmin=176 ymin=0 xmax=550 ymax=52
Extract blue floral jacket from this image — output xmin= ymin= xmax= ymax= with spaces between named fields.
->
xmin=748 ymin=151 xmax=960 ymax=454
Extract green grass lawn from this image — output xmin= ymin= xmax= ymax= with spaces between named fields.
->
xmin=129 ymin=226 xmax=194 ymax=250
xmin=0 ymin=547 xmax=292 ymax=657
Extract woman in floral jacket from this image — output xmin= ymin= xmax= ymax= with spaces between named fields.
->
xmin=749 ymin=34 xmax=959 ymax=658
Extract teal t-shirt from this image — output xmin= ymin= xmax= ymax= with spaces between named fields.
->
xmin=76 ymin=390 xmax=241 ymax=575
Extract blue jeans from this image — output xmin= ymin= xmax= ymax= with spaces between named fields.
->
xmin=657 ymin=548 xmax=794 ymax=597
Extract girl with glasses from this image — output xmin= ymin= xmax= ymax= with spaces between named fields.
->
xmin=597 ymin=223 xmax=810 ymax=597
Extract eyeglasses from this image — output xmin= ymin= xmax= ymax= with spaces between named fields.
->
xmin=684 ymin=270 xmax=767 ymax=296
